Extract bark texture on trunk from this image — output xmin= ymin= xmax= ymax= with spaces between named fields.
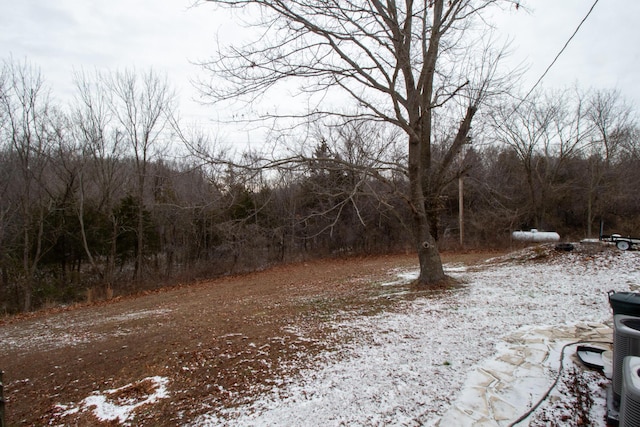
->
xmin=415 ymin=218 xmax=445 ymax=286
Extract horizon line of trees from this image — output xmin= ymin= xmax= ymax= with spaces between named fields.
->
xmin=1 ymin=57 xmax=639 ymax=313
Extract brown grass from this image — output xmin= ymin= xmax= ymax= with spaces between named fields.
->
xmin=0 ymin=252 xmax=501 ymax=426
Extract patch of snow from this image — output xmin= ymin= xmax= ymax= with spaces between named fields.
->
xmin=444 ymin=263 xmax=468 ymax=273
xmin=379 ymin=268 xmax=419 ymax=286
xmin=0 ymin=308 xmax=172 ymax=353
xmin=108 ymin=308 xmax=172 ymax=322
xmin=56 ymin=376 xmax=169 ymax=425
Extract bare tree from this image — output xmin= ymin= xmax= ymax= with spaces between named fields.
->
xmin=584 ymin=89 xmax=637 ymax=236
xmin=70 ymin=70 xmax=127 ymax=286
xmin=197 ymin=0 xmax=517 ymax=286
xmin=0 ymin=58 xmax=57 ymax=310
xmin=301 ymin=120 xmax=411 ymax=245
xmin=588 ymin=89 xmax=635 ymax=166
xmin=490 ymin=89 xmax=591 ymax=230
xmin=105 ymin=69 xmax=176 ymax=281
xmin=0 ymin=66 xmax=14 ymax=299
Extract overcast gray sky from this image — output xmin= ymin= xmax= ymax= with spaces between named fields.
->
xmin=494 ymin=0 xmax=639 ymax=103
xmin=1 ymin=0 xmax=637 ymax=144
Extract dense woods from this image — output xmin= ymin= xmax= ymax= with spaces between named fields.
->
xmin=1 ymin=57 xmax=639 ymax=313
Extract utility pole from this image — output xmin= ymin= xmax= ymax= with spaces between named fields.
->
xmin=459 ymin=175 xmax=464 ymax=248
xmin=458 ymin=131 xmax=473 ymax=248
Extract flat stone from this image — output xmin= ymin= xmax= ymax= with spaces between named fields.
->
xmin=548 ymin=326 xmax=577 ymax=340
xmin=586 ymin=322 xmax=607 ymax=329
xmin=488 ymin=394 xmax=518 ymax=421
xmin=481 ymin=364 xmax=516 ymax=383
xmin=575 ymin=323 xmax=591 ymax=331
xmin=513 ymin=361 xmax=546 ymax=379
xmin=514 ymin=336 xmax=545 ymax=344
xmin=471 ymin=416 xmax=500 ymax=426
xmin=437 ymin=407 xmax=499 ymax=427
xmin=454 ymin=386 xmax=490 ymax=415
xmin=529 ymin=328 xmax=556 ymax=339
xmin=496 ymin=351 xmax=524 ymax=367
xmin=593 ymin=327 xmax=613 ymax=337
xmin=506 ymin=376 xmax=552 ymax=400
xmin=471 ymin=369 xmax=500 ymax=388
xmin=522 ymin=346 xmax=548 ymax=365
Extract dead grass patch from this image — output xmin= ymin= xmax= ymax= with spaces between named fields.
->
xmin=0 ymin=252 xmax=499 ymax=425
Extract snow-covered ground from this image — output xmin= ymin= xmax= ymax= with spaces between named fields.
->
xmin=188 ymin=245 xmax=637 ymax=426
xmin=61 ymin=244 xmax=639 ymax=426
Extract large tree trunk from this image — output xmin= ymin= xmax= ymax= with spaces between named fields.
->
xmin=409 ymin=0 xmax=445 ymax=286
xmin=415 ymin=215 xmax=445 ymax=286
xmin=408 ymin=133 xmax=446 ymax=286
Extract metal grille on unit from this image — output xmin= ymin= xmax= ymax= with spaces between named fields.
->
xmin=614 ymin=315 xmax=640 ymax=398
xmin=620 ymin=356 xmax=640 ymax=427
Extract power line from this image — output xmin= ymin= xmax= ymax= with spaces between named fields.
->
xmin=515 ymin=0 xmax=601 ymax=110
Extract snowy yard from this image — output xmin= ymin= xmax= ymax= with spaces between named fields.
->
xmin=190 ymin=245 xmax=634 ymax=426
xmin=2 ymin=244 xmax=637 ymax=425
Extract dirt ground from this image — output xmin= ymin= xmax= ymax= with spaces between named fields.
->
xmin=0 ymin=252 xmax=498 ymax=426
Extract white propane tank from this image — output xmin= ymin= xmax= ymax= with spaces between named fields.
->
xmin=512 ymin=229 xmax=560 ymax=242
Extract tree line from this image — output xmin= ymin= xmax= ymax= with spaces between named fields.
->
xmin=1 ymin=56 xmax=639 ymax=313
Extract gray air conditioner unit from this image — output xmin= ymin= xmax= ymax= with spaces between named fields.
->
xmin=614 ymin=315 xmax=640 ymax=399
xmin=620 ymin=356 xmax=640 ymax=427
